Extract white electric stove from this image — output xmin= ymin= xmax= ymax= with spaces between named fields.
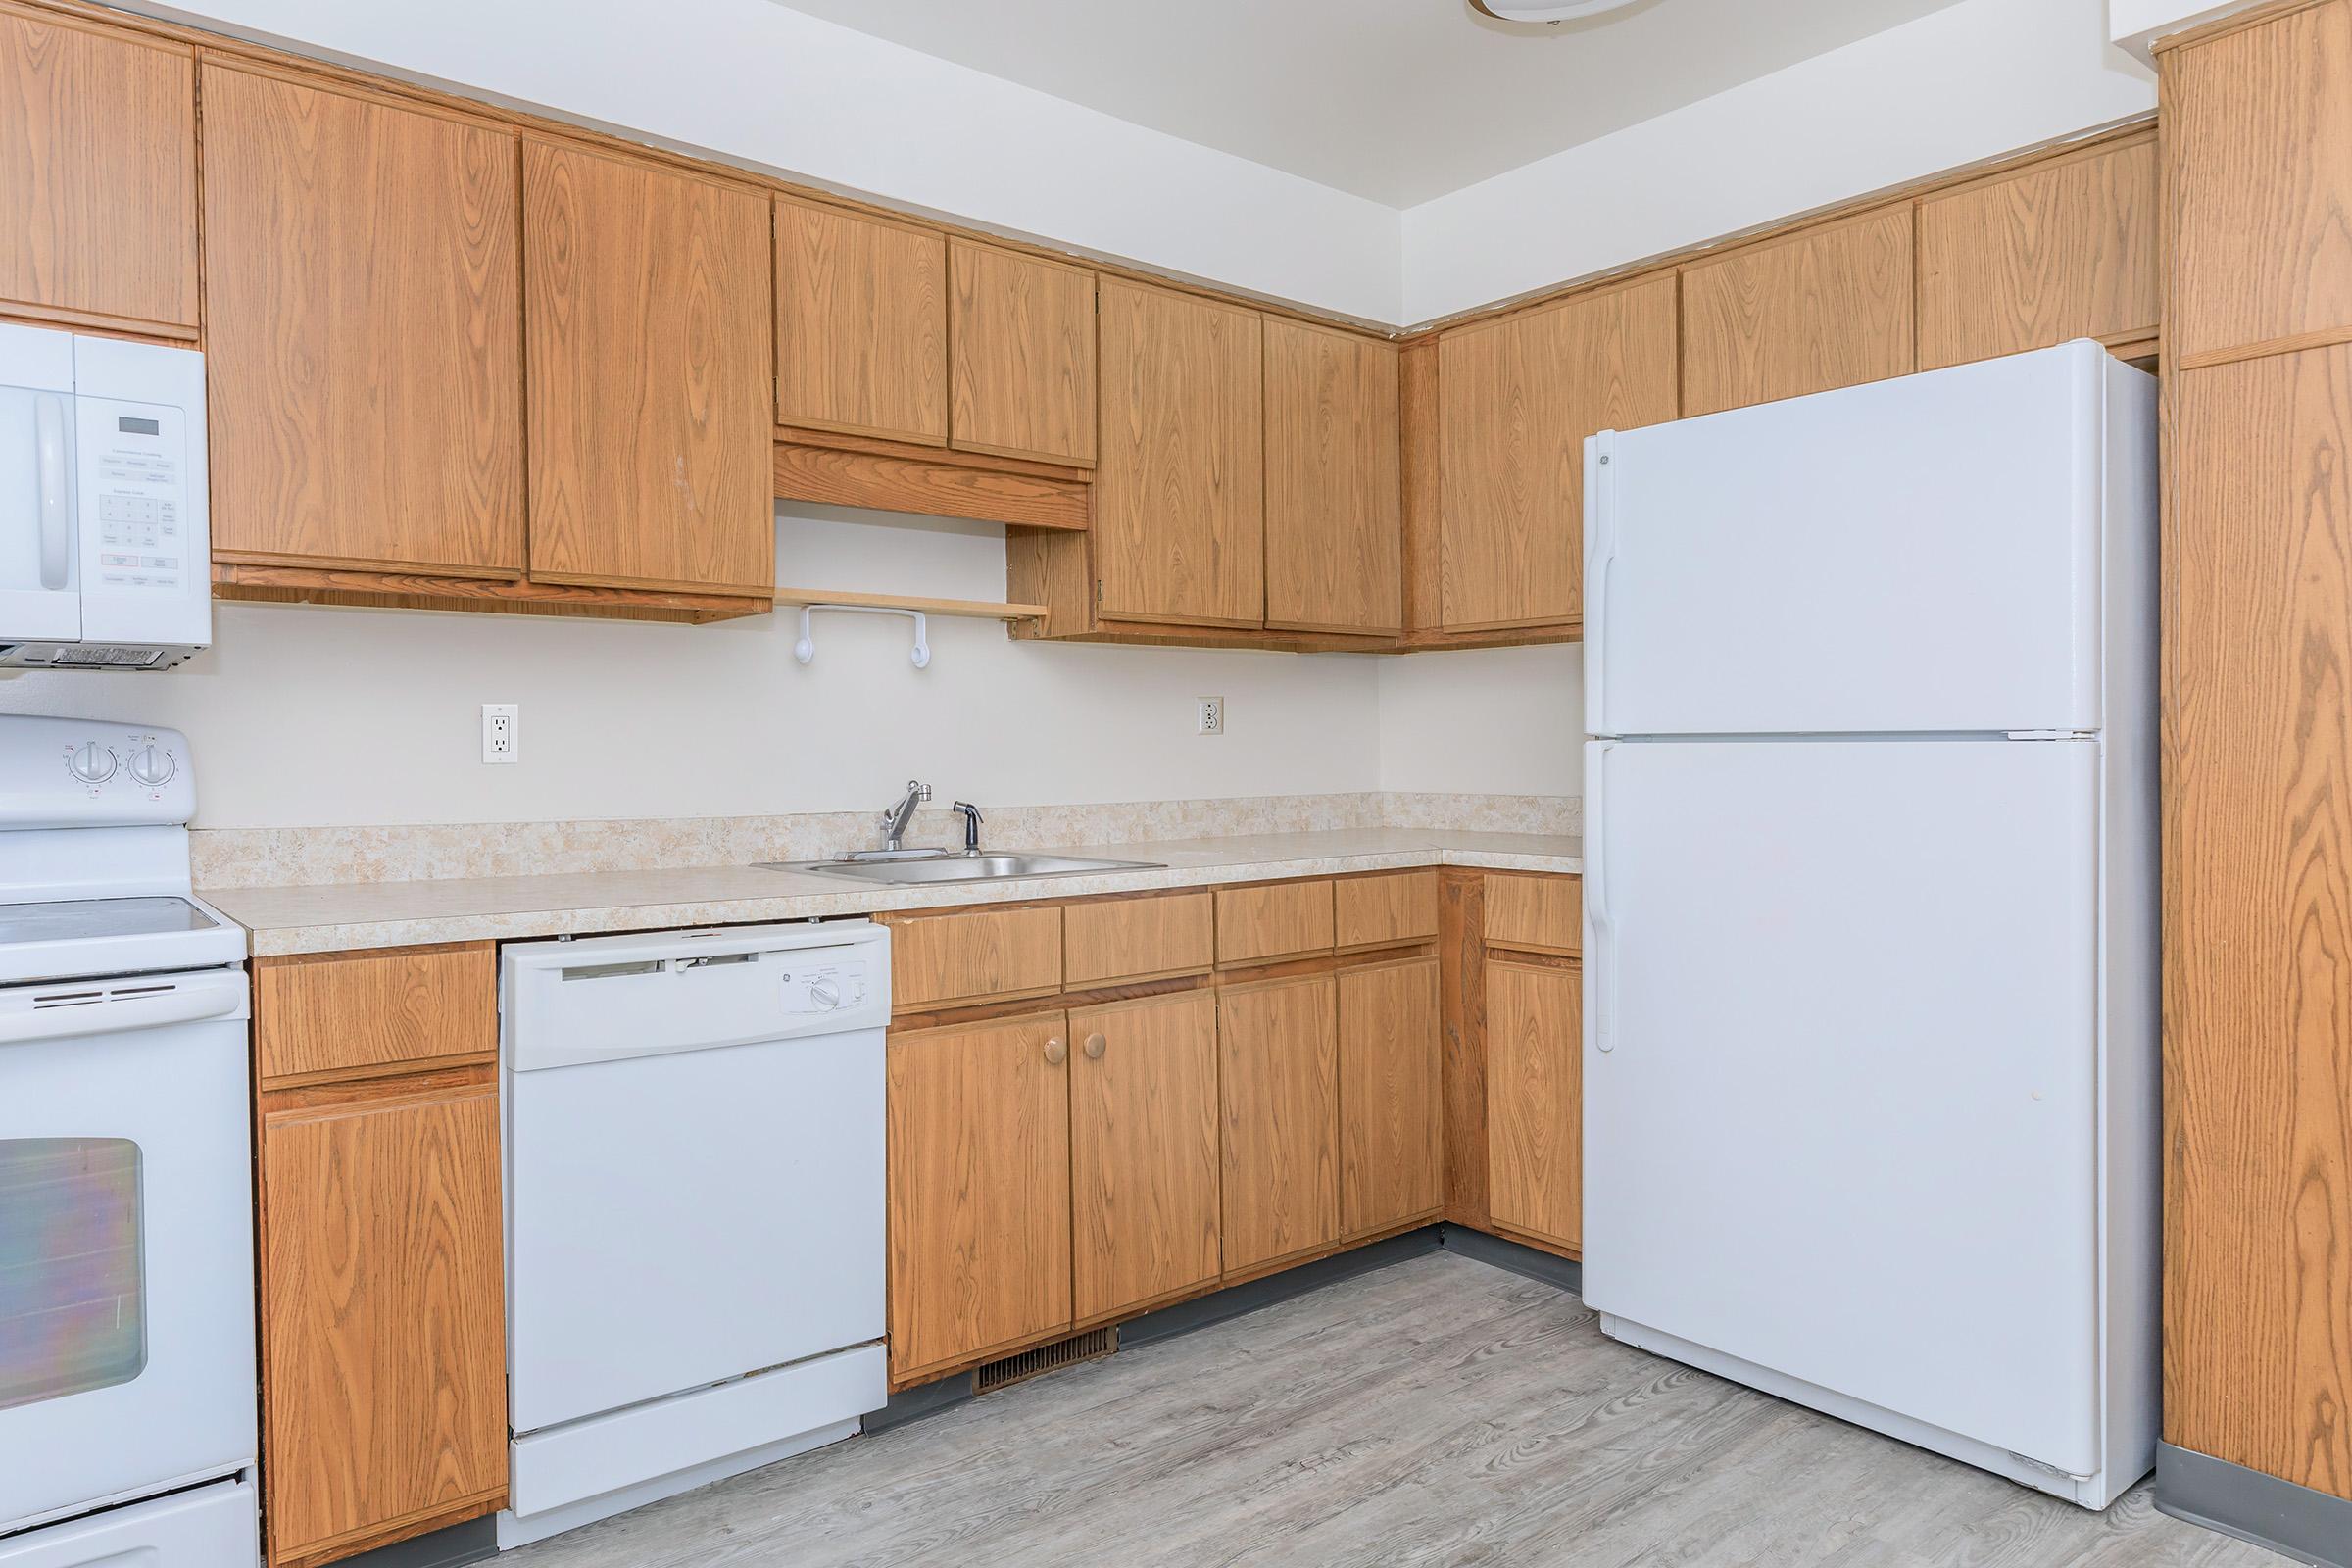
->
xmin=0 ymin=715 xmax=258 ymax=1566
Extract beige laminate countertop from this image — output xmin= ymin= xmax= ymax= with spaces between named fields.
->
xmin=206 ymin=828 xmax=1583 ymax=956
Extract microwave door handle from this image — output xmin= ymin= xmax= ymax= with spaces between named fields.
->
xmin=35 ymin=393 xmax=70 ymax=590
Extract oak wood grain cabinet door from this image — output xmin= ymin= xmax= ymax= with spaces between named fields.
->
xmin=950 ymin=239 xmax=1096 ymax=466
xmin=886 ymin=1010 xmax=1072 ymax=1381
xmin=2168 ymin=2 xmax=2352 ymax=368
xmin=0 ymin=7 xmax=195 ymax=330
xmin=1069 ymin=990 xmax=1221 ymax=1320
xmin=1484 ymin=958 xmax=1582 ymax=1252
xmin=523 ymin=138 xmax=774 ymax=597
xmin=1338 ymin=956 xmax=1442 ymax=1238
xmin=1680 ymin=206 xmax=1915 ymax=416
xmin=260 ymin=1073 xmax=507 ymax=1566
xmin=1917 ymin=134 xmax=2159 ymax=371
xmin=1437 ymin=273 xmax=1678 ymax=632
xmin=775 ymin=196 xmax=947 ymax=446
xmin=1218 ymin=972 xmax=1340 ymax=1273
xmin=1263 ymin=318 xmax=1401 ymax=635
xmin=1096 ymin=277 xmax=1264 ymax=628
xmin=201 ymin=64 xmax=524 ymax=576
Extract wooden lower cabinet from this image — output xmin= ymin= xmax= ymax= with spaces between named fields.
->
xmin=885 ymin=1010 xmax=1073 ymax=1382
xmin=1217 ymin=972 xmax=1341 ymax=1273
xmin=259 ymin=1071 xmax=507 ymax=1568
xmin=1484 ymin=957 xmax=1584 ymax=1253
xmin=1069 ymin=990 xmax=1222 ymax=1320
xmin=1338 ymin=956 xmax=1443 ymax=1238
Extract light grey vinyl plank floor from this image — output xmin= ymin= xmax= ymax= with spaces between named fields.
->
xmin=504 ymin=1251 xmax=2285 ymax=1568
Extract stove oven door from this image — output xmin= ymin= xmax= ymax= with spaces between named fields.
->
xmin=0 ymin=968 xmax=255 ymax=1534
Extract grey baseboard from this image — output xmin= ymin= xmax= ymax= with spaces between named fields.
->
xmin=2157 ymin=1441 xmax=2352 ymax=1567
xmin=331 ymin=1517 xmax=498 ymax=1568
xmin=1438 ymin=1223 xmax=1583 ymax=1294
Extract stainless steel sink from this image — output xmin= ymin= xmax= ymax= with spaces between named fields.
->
xmin=760 ymin=851 xmax=1165 ymax=885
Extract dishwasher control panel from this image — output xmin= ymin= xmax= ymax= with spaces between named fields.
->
xmin=777 ymin=956 xmax=872 ymax=1014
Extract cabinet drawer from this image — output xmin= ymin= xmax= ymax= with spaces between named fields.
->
xmin=255 ymin=944 xmax=496 ymax=1086
xmin=1215 ymin=880 xmax=1335 ymax=967
xmin=887 ymin=906 xmax=1064 ymax=1012
xmin=1063 ymin=892 xmax=1214 ymax=988
xmin=1484 ymin=874 xmax=1582 ymax=956
xmin=1335 ymin=870 xmax=1437 ymax=952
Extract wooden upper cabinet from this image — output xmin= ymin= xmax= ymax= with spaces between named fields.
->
xmin=523 ymin=139 xmax=773 ymax=597
xmin=1069 ymin=990 xmax=1221 ymax=1321
xmin=774 ymin=196 xmax=947 ymax=445
xmin=201 ymin=66 xmax=524 ymax=576
xmin=1096 ymin=278 xmax=1264 ymax=628
xmin=1918 ymin=135 xmax=2160 ymax=370
xmin=1681 ymin=206 xmax=1915 ymax=416
xmin=0 ymin=8 xmax=195 ymax=330
xmin=950 ymin=239 xmax=1096 ymax=466
xmin=1437 ymin=272 xmax=1678 ymax=632
xmin=2168 ymin=2 xmax=2352 ymax=366
xmin=1218 ymin=972 xmax=1341 ymax=1274
xmin=886 ymin=1011 xmax=1072 ymax=1380
xmin=1263 ymin=319 xmax=1401 ymax=636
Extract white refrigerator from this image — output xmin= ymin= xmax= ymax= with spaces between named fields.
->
xmin=1580 ymin=341 xmax=2159 ymax=1509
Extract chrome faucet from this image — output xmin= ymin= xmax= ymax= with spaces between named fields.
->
xmin=879 ymin=780 xmax=931 ymax=852
xmin=951 ymin=801 xmax=984 ymax=856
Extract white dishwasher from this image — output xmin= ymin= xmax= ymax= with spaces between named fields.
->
xmin=498 ymin=919 xmax=889 ymax=1549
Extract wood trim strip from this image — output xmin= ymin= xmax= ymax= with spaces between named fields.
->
xmin=2174 ymin=323 xmax=2352 ymax=371
xmin=774 ymin=440 xmax=1091 ymax=530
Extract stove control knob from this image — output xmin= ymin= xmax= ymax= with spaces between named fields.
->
xmin=126 ymin=745 xmax=175 ymax=787
xmin=808 ymin=977 xmax=842 ymax=1009
xmin=67 ymin=742 xmax=117 ymax=784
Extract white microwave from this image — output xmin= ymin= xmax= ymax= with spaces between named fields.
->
xmin=0 ymin=321 xmax=208 ymax=670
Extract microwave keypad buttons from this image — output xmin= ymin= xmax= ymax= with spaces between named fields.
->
xmin=92 ymin=443 xmax=183 ymax=594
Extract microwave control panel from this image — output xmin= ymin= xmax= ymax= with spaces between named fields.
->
xmin=83 ymin=397 xmax=188 ymax=598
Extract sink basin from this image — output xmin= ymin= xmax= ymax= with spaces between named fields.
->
xmin=761 ymin=852 xmax=1165 ymax=886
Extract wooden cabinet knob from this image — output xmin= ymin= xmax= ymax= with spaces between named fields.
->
xmin=1043 ymin=1035 xmax=1067 ymax=1066
xmin=1084 ymin=1031 xmax=1106 ymax=1060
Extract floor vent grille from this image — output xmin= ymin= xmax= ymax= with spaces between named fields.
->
xmin=974 ymin=1327 xmax=1117 ymax=1395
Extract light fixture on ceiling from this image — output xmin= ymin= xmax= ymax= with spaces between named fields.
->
xmin=1469 ymin=0 xmax=1645 ymax=22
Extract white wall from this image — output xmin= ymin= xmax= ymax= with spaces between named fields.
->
xmin=1399 ymin=0 xmax=2156 ymax=323
xmin=0 ymin=512 xmax=1385 ymax=828
xmin=1376 ymin=647 xmax=1581 ymax=798
xmin=130 ymin=0 xmax=1402 ymax=324
xmin=2110 ymin=0 xmax=2270 ymax=55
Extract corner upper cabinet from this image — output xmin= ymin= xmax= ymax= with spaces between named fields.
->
xmin=1681 ymin=206 xmax=1915 ymax=416
xmin=1264 ymin=319 xmax=1401 ymax=636
xmin=0 ymin=6 xmax=196 ymax=332
xmin=523 ymin=139 xmax=774 ymax=597
xmin=201 ymin=65 xmax=525 ymax=576
xmin=950 ymin=239 xmax=1096 ymax=466
xmin=1434 ymin=272 xmax=1678 ymax=633
xmin=774 ymin=196 xmax=947 ymax=446
xmin=1096 ymin=278 xmax=1264 ymax=628
xmin=1918 ymin=134 xmax=2160 ymax=370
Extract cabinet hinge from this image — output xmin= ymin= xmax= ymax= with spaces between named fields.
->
xmin=1096 ymin=578 xmax=1104 ymax=606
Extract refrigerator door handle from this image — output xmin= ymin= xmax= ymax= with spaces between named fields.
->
xmin=1588 ymin=740 xmax=1616 ymax=1054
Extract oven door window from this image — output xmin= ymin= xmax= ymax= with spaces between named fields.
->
xmin=0 ymin=1138 xmax=146 ymax=1409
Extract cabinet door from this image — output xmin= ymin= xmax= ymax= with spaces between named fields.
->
xmin=1264 ymin=319 xmax=1400 ymax=635
xmin=1917 ymin=136 xmax=2159 ymax=371
xmin=1069 ymin=990 xmax=1221 ymax=1320
xmin=2168 ymin=2 xmax=2352 ymax=366
xmin=523 ymin=139 xmax=773 ymax=596
xmin=1485 ymin=958 xmax=1582 ymax=1251
xmin=950 ymin=239 xmax=1096 ymax=466
xmin=886 ymin=1011 xmax=1072 ymax=1379
xmin=1218 ymin=973 xmax=1339 ymax=1273
xmin=1339 ymin=956 xmax=1442 ymax=1238
xmin=262 ymin=1075 xmax=507 ymax=1562
xmin=0 ymin=9 xmax=194 ymax=329
xmin=775 ymin=197 xmax=947 ymax=445
xmin=202 ymin=66 xmax=523 ymax=575
xmin=1096 ymin=278 xmax=1264 ymax=628
xmin=1681 ymin=206 xmax=1915 ymax=416
xmin=1438 ymin=273 xmax=1677 ymax=631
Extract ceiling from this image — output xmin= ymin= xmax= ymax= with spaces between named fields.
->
xmin=765 ymin=0 xmax=1972 ymax=208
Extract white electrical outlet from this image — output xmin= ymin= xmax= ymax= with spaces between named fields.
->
xmin=1198 ymin=696 xmax=1223 ymax=735
xmin=481 ymin=703 xmax=519 ymax=764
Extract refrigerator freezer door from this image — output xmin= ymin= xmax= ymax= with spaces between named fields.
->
xmin=1587 ymin=342 xmax=2115 ymax=738
xmin=1583 ymin=736 xmax=2102 ymax=1476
